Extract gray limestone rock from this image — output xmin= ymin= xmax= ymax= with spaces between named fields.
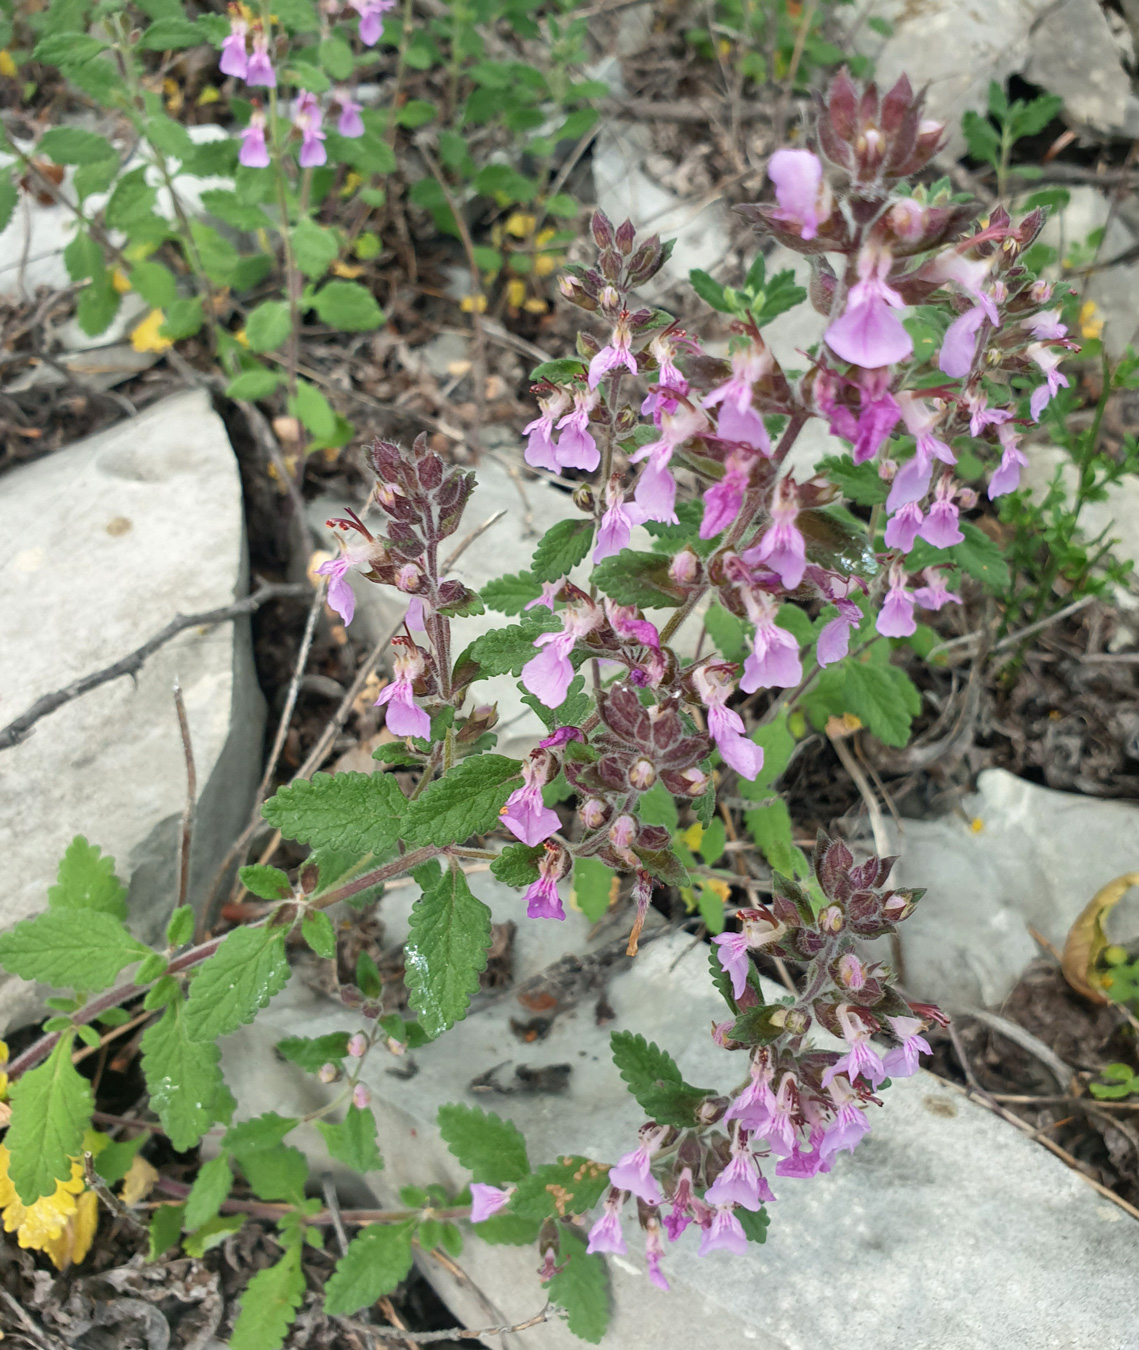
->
xmin=219 ymin=868 xmax=1139 ymax=1349
xmin=0 ymin=390 xmax=265 ymax=1032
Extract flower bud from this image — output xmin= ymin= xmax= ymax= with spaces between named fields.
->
xmin=609 ymin=814 xmax=636 ymax=850
xmin=669 ymin=548 xmax=700 ymax=586
xmin=353 ymin=1083 xmax=371 ymax=1109
xmin=615 ymin=218 xmax=636 ymax=255
xmin=573 ymin=484 xmax=596 ymax=513
xmin=580 ymin=797 xmax=610 ymax=830
xmin=591 ymin=208 xmax=614 ymax=251
xmin=599 ymin=283 xmax=620 ymax=311
xmin=318 ymin=1062 xmax=338 ymax=1083
xmin=347 ymin=1032 xmax=367 ymax=1058
xmin=819 ymin=904 xmax=845 ymax=934
xmin=395 ymin=563 xmax=421 ymax=593
xmin=629 ymin=758 xmax=656 ymax=790
xmin=837 ymin=952 xmax=866 ymax=989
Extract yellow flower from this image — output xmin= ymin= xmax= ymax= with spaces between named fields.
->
xmin=0 ymin=50 xmax=17 ymax=78
xmin=332 ymin=261 xmax=365 ymax=278
xmin=523 ymin=297 xmax=547 ymax=314
xmin=460 ymin=293 xmax=488 ymax=313
xmin=505 ymin=212 xmax=535 ymax=238
xmin=130 ymin=310 xmax=173 ymax=354
xmin=505 ymin=278 xmax=526 ymax=309
xmin=234 ymin=327 xmax=250 ymax=348
xmin=41 ymin=1190 xmax=98 ymax=1271
xmin=1079 ymin=300 xmax=1104 ymax=341
xmin=0 ymin=1146 xmax=86 ymax=1251
xmin=680 ymin=822 xmax=704 ymax=852
xmin=534 ymin=252 xmax=559 ymax=278
xmin=197 ymin=85 xmax=221 ymax=106
xmin=111 ymin=268 xmax=132 ymax=295
xmin=970 ymin=816 xmax=985 ymax=834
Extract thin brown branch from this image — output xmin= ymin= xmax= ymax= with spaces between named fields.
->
xmin=172 ymin=681 xmax=197 ymax=914
xmin=340 ymin=1306 xmax=552 ymax=1344
xmin=83 ymin=1153 xmax=147 ymax=1233
xmin=0 ymin=584 xmax=308 ymax=752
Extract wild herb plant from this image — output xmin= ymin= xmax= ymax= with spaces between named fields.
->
xmin=0 ymin=65 xmax=1082 ymax=1345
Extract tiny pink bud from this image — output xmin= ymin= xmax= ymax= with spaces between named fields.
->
xmin=609 ymin=814 xmax=636 ymax=849
xmin=838 ymin=952 xmax=866 ymax=989
xmin=580 ymin=797 xmax=609 ymax=830
xmin=819 ymin=905 xmax=845 ymax=934
xmin=353 ymin=1083 xmax=371 ymax=1110
xmin=396 ymin=563 xmax=421 ymax=593
xmin=347 ymin=1033 xmax=367 ymax=1058
xmin=669 ymin=548 xmax=699 ymax=585
xmin=318 ymin=1063 xmax=338 ymax=1083
xmin=629 ymin=758 xmax=656 ymax=790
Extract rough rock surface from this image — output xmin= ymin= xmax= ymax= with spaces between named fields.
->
xmin=221 ymin=870 xmax=1139 ymax=1349
xmin=884 ymin=768 xmax=1139 ymax=1008
xmin=0 ymin=390 xmax=264 ymax=1031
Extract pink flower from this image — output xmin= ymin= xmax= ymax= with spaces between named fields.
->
xmin=816 ymin=598 xmax=862 ymax=667
xmin=644 ymin=1219 xmax=670 ymax=1291
xmin=739 ymin=591 xmax=803 ymax=692
xmin=967 ymin=392 xmax=1013 ymax=438
xmin=919 ymin=478 xmax=964 ymax=548
xmin=663 ymin=1167 xmax=698 ymax=1241
xmin=351 ymin=0 xmax=396 ymax=45
xmin=220 ymin=18 xmax=249 ymax=79
xmin=703 ymin=346 xmax=772 ymax=451
xmin=523 ymin=390 xmax=570 ymax=473
xmin=724 ymin=1061 xmax=776 ymax=1133
xmin=883 ymin=501 xmax=923 ymax=553
xmin=609 ymin=1132 xmax=665 ymax=1206
xmin=822 ymin=1004 xmax=886 ymax=1090
xmin=913 ymin=568 xmax=962 ymax=611
xmin=315 ymin=531 xmax=374 ymax=624
xmin=925 ymin=250 xmax=998 ymax=324
xmin=375 ymin=642 xmax=430 ymax=739
xmin=630 ymin=403 xmax=708 ymax=524
xmin=353 ymin=1083 xmax=371 ymax=1109
xmin=470 ymin=1183 xmax=513 ymax=1222
xmin=238 ymin=110 xmax=271 ymax=169
xmin=694 ymin=665 xmax=764 ymax=781
xmin=882 ymin=1015 xmax=932 ymax=1078
xmin=521 ymin=604 xmax=599 ymax=708
xmin=853 ymin=387 xmax=901 ymax=464
xmin=554 ymin=388 xmax=601 ymax=471
xmin=336 ymin=92 xmax=365 ymax=138
xmin=775 ymin=1126 xmax=831 ymax=1179
xmin=887 ymin=394 xmax=956 ymax=512
xmin=294 ymin=92 xmax=327 ymax=168
xmin=586 ymin=1199 xmax=627 ymax=1255
xmin=938 ymin=305 xmax=985 ymax=378
xmin=744 ymin=477 xmax=806 ymax=588
xmin=523 ymin=846 xmax=567 ymax=921
xmin=825 ymin=246 xmax=913 ymax=370
xmin=698 ymin=1206 xmax=748 ymax=1257
xmin=1024 ymin=308 xmax=1067 ymax=341
xmin=767 ymin=148 xmax=832 ymax=240
xmin=700 ymin=457 xmax=749 ymax=539
xmin=711 ymin=931 xmax=751 ymax=1000
xmin=500 ymin=756 xmax=560 ymax=847
xmin=246 ymin=29 xmax=276 ymax=87
xmin=588 ymin=314 xmax=638 ymax=388
xmin=876 ymin=570 xmax=916 ymax=638
xmin=764 ymin=1073 xmax=799 ymax=1157
xmin=641 ymin=331 xmax=691 ymax=419
xmin=988 ymin=422 xmax=1029 ymax=499
xmin=594 ymin=478 xmax=644 ymax=562
xmin=1028 ymin=343 xmax=1069 ymax=420
xmin=704 ymin=1149 xmax=773 ymax=1211
xmin=819 ymin=1079 xmax=871 ymax=1160
xmin=524 ymin=580 xmax=560 ymax=613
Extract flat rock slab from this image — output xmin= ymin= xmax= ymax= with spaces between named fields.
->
xmin=222 ymin=872 xmax=1139 ymax=1349
xmin=0 ymin=390 xmax=264 ymax=1031
xmin=886 ymin=768 xmax=1139 ymax=1008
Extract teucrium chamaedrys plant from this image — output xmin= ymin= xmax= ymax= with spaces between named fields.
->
xmin=0 ymin=69 xmax=1079 ymax=1343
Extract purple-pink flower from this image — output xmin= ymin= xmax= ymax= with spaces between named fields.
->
xmin=336 ymin=92 xmax=365 ymax=138
xmin=884 ymin=501 xmax=923 ymax=553
xmin=594 ymin=477 xmax=644 ymax=562
xmin=700 ymin=456 xmax=749 ymax=539
xmin=816 ymin=597 xmax=862 ymax=667
xmin=704 ymin=1148 xmax=773 ymax=1211
xmin=644 ymin=1218 xmax=670 ymax=1291
xmin=819 ymin=1079 xmax=871 ymax=1160
xmin=499 ymin=755 xmax=560 ymax=847
xmin=469 ymin=1183 xmax=513 ymax=1223
xmin=588 ymin=314 xmax=638 ymax=388
xmin=609 ymin=1131 xmax=665 ymax=1206
xmin=1028 ymin=342 xmax=1069 ymax=421
xmin=913 ymin=568 xmax=962 ymax=611
xmin=724 ymin=1060 xmax=776 ymax=1133
xmin=374 ymin=643 xmax=431 ymax=740
xmin=887 ymin=393 xmax=956 ymax=511
xmin=694 ymin=665 xmax=764 ymax=781
xmin=294 ymin=92 xmax=327 ymax=168
xmin=919 ymin=478 xmax=964 ymax=548
xmin=698 ymin=1206 xmax=749 ymax=1257
xmin=703 ymin=346 xmax=772 ymax=451
xmin=882 ymin=1015 xmax=932 ymax=1078
xmin=555 ymin=388 xmax=601 ymax=471
xmin=767 ymin=147 xmax=832 ymax=241
xmin=739 ymin=591 xmax=803 ymax=692
xmin=825 ymin=245 xmax=913 ymax=370
xmin=220 ymin=17 xmax=249 ymax=79
xmin=522 ymin=389 xmax=570 ymax=473
xmin=876 ymin=569 xmax=916 ymax=638
xmin=523 ymin=846 xmax=568 ymax=920
xmin=938 ymin=305 xmax=985 ymax=378
xmin=351 ymin=0 xmax=396 ymax=45
xmin=586 ymin=1198 xmax=627 ymax=1255
xmin=711 ymin=931 xmax=751 ymax=1000
xmin=521 ymin=604 xmax=600 ymax=708
xmin=238 ymin=110 xmax=270 ymax=169
xmin=245 ymin=28 xmax=276 ymax=87
xmin=743 ymin=477 xmax=806 ymax=589
xmin=821 ymin=1004 xmax=886 ymax=1090
xmin=630 ymin=403 xmax=708 ymax=524
xmin=988 ymin=422 xmax=1029 ymax=499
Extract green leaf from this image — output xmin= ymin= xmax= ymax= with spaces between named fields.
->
xmin=276 ymin=1032 xmax=351 ymax=1072
xmin=36 ymin=127 xmax=115 ymax=165
xmin=703 ymin=603 xmax=747 ymax=662
xmin=520 ymin=673 xmax=589 ymax=734
xmin=962 ymin=110 xmax=1000 ymax=168
xmin=199 ymin=188 xmax=273 ymax=231
xmin=239 ymin=865 xmax=293 ymax=900
xmin=737 ymin=1206 xmax=769 ymax=1243
xmin=310 ymin=280 xmax=384 ymax=331
xmin=689 ymin=268 xmax=731 ymax=312
xmin=6 ymin=1035 xmax=93 ymax=1204
xmin=402 ymin=755 xmax=521 ymax=846
xmin=230 ymin=1244 xmax=305 ymax=1350
xmin=76 ymin=277 xmax=119 ymax=338
xmin=636 ymin=780 xmax=678 ymax=830
xmin=465 ymin=611 xmax=561 ymax=678
xmin=184 ymin=1213 xmax=244 ymax=1257
xmin=609 ymin=1030 xmax=711 ymax=1127
xmin=183 ymin=1154 xmax=233 ymax=1231
xmin=404 ymin=864 xmax=492 ymax=1038
xmin=397 ymin=98 xmax=436 ymax=127
xmin=531 ymin=519 xmax=593 ymax=582
xmin=590 ymin=550 xmax=685 ymax=607
xmin=141 ymin=996 xmax=227 ymax=1150
xmin=226 ymin=368 xmax=282 ymax=402
xmin=239 ymin=1145 xmax=308 ymax=1203
xmin=529 ymin=358 xmax=586 ymax=383
xmin=318 ymin=34 xmax=354 ymax=79
xmin=288 ymin=379 xmax=336 ymax=439
xmin=317 ymin=1105 xmax=384 ymax=1172
xmin=0 ymin=180 xmax=18 ymax=234
xmin=510 ymin=1157 xmax=610 ymax=1222
xmin=737 ymin=711 xmax=796 ymax=796
xmin=34 ymin=32 xmax=108 ymax=64
xmin=48 ymin=836 xmax=127 ymax=918
xmin=160 ymin=297 xmax=203 ymax=341
xmin=480 ymin=571 xmax=541 ymax=615
xmin=323 ymin=1222 xmax=415 ymax=1315
xmin=263 ymin=771 xmax=406 ymax=858
xmin=148 ymin=1203 xmax=185 ymax=1261
xmin=183 ymin=925 xmax=292 ymax=1042
xmin=819 ymin=454 xmax=888 ymax=506
xmin=302 ymin=910 xmax=336 ymax=959
xmin=128 ymin=259 xmax=177 ymax=309
xmin=547 ymin=1227 xmax=610 ymax=1344
xmin=293 ymin=217 xmax=340 ymax=281
xmin=225 ymin=1112 xmax=299 ymax=1156
xmin=437 ymin=1104 xmax=529 ymax=1184
xmin=571 ymin=857 xmax=616 ymax=922
xmin=245 ymin=300 xmax=293 ymax=353
xmin=490 ymin=842 xmax=545 ymax=887
xmin=0 ymin=908 xmax=150 ymax=991
xmin=546 ymin=193 xmax=578 ymax=218
xmin=842 ymin=659 xmax=921 ymax=748
xmin=754 ymin=269 xmax=807 ymax=326
xmin=745 ymin=799 xmax=806 ymax=878
xmin=951 ymin=519 xmax=1010 ymax=588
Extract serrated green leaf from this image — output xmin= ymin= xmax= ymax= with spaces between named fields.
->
xmin=531 ymin=519 xmax=593 ymax=582
xmin=0 ymin=180 xmax=18 ymax=235
xmin=230 ymin=1244 xmax=305 ymax=1350
xmin=819 ymin=455 xmax=888 ymax=506
xmin=309 ymin=280 xmax=384 ymax=331
xmin=323 ymin=1222 xmax=415 ymax=1315
xmin=141 ymin=996 xmax=227 ymax=1150
xmin=609 ymin=1030 xmax=711 ymax=1127
xmin=239 ymin=865 xmax=293 ymax=900
xmin=571 ymin=857 xmax=617 ymax=922
xmin=529 ymin=357 xmax=586 ymax=383
xmin=689 ymin=268 xmax=731 ymax=312
xmin=199 ymin=188 xmax=273 ymax=231
xmin=224 ymin=1112 xmax=299 ymax=1156
xmin=480 ymin=571 xmax=541 ymax=615
xmin=547 ymin=1226 xmax=610 ymax=1344
xmin=437 ymin=1104 xmax=530 ymax=1184
xmin=166 ymin=905 xmax=194 ymax=948
xmin=245 ymin=300 xmax=292 ymax=353
xmin=239 ymin=1145 xmax=308 ymax=1203
xmin=184 ymin=1213 xmax=245 ymax=1257
xmin=510 ymin=1157 xmax=610 ymax=1222
xmin=466 ymin=611 xmax=561 ymax=678
xmin=703 ymin=603 xmax=747 ymax=662
xmin=590 ymin=550 xmax=684 ymax=607
xmin=262 ymin=771 xmax=406 ymax=858
xmin=293 ymin=217 xmax=340 ymax=281
xmin=842 ymin=659 xmax=920 ymax=748
xmin=6 ymin=1035 xmax=93 ymax=1204
xmin=490 ymin=843 xmax=545 ymax=887
xmin=34 ymin=31 xmax=108 ymax=64
xmin=183 ymin=925 xmax=291 ymax=1042
xmin=317 ymin=1105 xmax=383 ymax=1172
xmin=744 ymin=798 xmax=806 ymax=878
xmin=183 ymin=1154 xmax=233 ymax=1231
xmin=302 ymin=910 xmax=336 ymax=959
xmin=148 ymin=1203 xmax=185 ymax=1261
xmin=0 ymin=908 xmax=150 ymax=991
xmin=138 ymin=16 xmax=201 ymax=48
xmin=275 ymin=1032 xmax=351 ymax=1072
xmin=48 ymin=836 xmax=127 ymax=917
xmin=737 ymin=1206 xmax=769 ymax=1243
xmin=754 ymin=269 xmax=806 ymax=326
xmin=318 ymin=34 xmax=354 ymax=78
xmin=404 ymin=865 xmax=491 ymax=1038
xmin=402 ymin=755 xmax=521 ymax=846
xmin=36 ymin=127 xmax=115 ymax=165
xmin=473 ymin=1211 xmax=543 ymax=1245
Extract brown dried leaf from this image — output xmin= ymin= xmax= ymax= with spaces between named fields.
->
xmin=1060 ymin=871 xmax=1139 ymax=1003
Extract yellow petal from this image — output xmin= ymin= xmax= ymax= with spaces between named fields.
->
xmin=534 ymin=253 xmax=558 ymax=277
xmin=505 ymin=278 xmax=526 ymax=309
xmin=680 ymin=822 xmax=704 ymax=852
xmin=460 ymin=294 xmax=488 ymax=313
xmin=130 ymin=310 xmax=173 ymax=354
xmin=505 ymin=212 xmax=535 ymax=238
xmin=332 ymin=261 xmax=364 ymax=278
xmin=42 ymin=1190 xmax=99 ymax=1271
xmin=111 ymin=269 xmax=132 ymax=294
xmin=234 ymin=328 xmax=250 ymax=348
xmin=523 ymin=297 xmax=547 ymax=314
xmin=197 ymin=85 xmax=221 ymax=105
xmin=0 ymin=1144 xmax=16 ymax=1209
xmin=0 ymin=50 xmax=18 ymax=78
xmin=119 ymin=1154 xmax=158 ymax=1206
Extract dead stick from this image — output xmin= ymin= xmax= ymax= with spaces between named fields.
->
xmin=172 ymin=681 xmax=197 ymax=914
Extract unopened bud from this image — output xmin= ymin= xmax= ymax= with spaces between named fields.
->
xmin=396 ymin=563 xmax=421 ymax=593
xmin=819 ymin=904 xmax=845 ymax=934
xmin=347 ymin=1032 xmax=367 ymax=1058
xmin=669 ymin=548 xmax=699 ymax=586
xmin=591 ymin=208 xmax=614 ymax=251
xmin=573 ymin=484 xmax=596 ymax=513
xmin=580 ymin=797 xmax=609 ymax=830
xmin=837 ymin=952 xmax=865 ymax=989
xmin=615 ymin=219 xmax=636 ymax=254
xmin=353 ymin=1083 xmax=371 ymax=1109
xmin=678 ymin=767 xmax=710 ymax=796
xmin=629 ymin=758 xmax=656 ymax=790
xmin=599 ymin=283 xmax=620 ymax=310
xmin=784 ymin=1008 xmax=810 ymax=1036
xmin=609 ymin=814 xmax=636 ymax=850
xmin=318 ymin=1063 xmax=338 ymax=1083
